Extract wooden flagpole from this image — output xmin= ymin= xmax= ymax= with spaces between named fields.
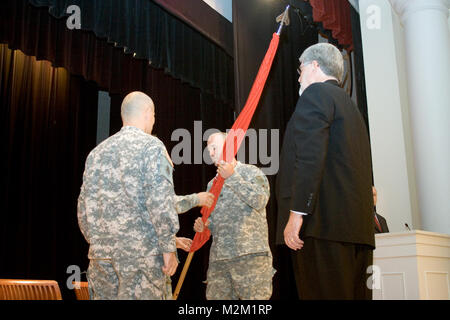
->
xmin=173 ymin=251 xmax=194 ymax=299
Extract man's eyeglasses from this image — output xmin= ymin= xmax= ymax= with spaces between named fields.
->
xmin=297 ymin=61 xmax=312 ymax=76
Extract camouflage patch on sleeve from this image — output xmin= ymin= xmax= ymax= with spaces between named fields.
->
xmin=160 ymin=150 xmax=174 ymax=185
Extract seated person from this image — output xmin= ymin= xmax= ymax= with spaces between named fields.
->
xmin=373 ymin=186 xmax=389 ymax=233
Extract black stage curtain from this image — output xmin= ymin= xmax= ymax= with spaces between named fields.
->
xmin=0 ymin=0 xmax=234 ymax=300
xmin=350 ymin=5 xmax=369 ymax=134
xmin=0 ymin=44 xmax=98 ymax=299
xmin=152 ymin=0 xmax=233 ymax=56
xmin=25 ymin=0 xmax=234 ymax=103
xmin=233 ymin=0 xmax=318 ymax=299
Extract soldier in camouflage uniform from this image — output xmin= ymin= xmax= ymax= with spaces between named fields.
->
xmin=77 ymin=91 xmax=179 ymax=300
xmin=193 ymin=132 xmax=276 ymax=300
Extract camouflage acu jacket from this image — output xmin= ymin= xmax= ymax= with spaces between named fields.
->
xmin=174 ymin=194 xmax=199 ymax=214
xmin=77 ymin=126 xmax=179 ymax=260
xmin=176 ymin=162 xmax=271 ymax=262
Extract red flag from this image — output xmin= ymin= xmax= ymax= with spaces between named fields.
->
xmin=190 ymin=33 xmax=280 ymax=252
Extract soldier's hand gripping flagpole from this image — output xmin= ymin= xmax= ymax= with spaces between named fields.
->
xmin=173 ymin=5 xmax=290 ymax=300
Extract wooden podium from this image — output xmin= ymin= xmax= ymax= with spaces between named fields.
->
xmin=373 ymin=230 xmax=450 ymax=300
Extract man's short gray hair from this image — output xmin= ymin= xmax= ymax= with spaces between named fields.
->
xmin=121 ymin=91 xmax=154 ymax=121
xmin=208 ymin=131 xmax=227 ymax=141
xmin=299 ymin=43 xmax=344 ymax=83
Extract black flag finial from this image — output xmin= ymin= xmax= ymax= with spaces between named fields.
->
xmin=276 ymin=5 xmax=290 ymax=35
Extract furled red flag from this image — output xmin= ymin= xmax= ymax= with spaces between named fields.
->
xmin=173 ymin=7 xmax=290 ymax=299
xmin=189 ymin=32 xmax=281 ymax=252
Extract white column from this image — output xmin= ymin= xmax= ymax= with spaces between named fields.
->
xmin=360 ymin=0 xmax=421 ymax=232
xmin=390 ymin=0 xmax=450 ymax=235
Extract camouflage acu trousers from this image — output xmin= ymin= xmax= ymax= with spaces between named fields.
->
xmin=87 ymin=256 xmax=172 ymax=300
xmin=206 ymin=252 xmax=276 ymax=300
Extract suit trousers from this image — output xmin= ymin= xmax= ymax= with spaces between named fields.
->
xmin=291 ymin=237 xmax=373 ymax=300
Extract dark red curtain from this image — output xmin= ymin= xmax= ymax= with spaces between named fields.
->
xmin=309 ymin=0 xmax=353 ymax=51
xmin=0 ymin=44 xmax=98 ymax=299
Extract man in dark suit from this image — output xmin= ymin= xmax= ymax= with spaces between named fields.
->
xmin=276 ymin=43 xmax=375 ymax=299
xmin=373 ymin=186 xmax=389 ymax=233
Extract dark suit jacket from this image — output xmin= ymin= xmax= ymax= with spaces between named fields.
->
xmin=375 ymin=212 xmax=389 ymax=233
xmin=276 ymin=80 xmax=375 ymax=248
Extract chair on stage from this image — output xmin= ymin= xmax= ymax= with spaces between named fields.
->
xmin=72 ymin=281 xmax=90 ymax=300
xmin=0 ymin=279 xmax=62 ymax=300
